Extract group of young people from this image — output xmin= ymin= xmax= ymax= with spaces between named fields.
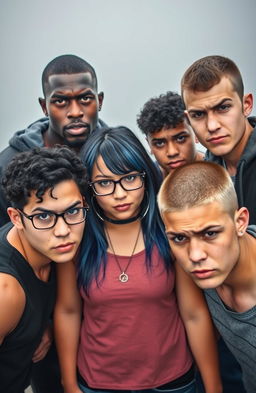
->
xmin=0 ymin=53 xmax=255 ymax=393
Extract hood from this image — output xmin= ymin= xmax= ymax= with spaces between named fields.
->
xmin=95 ymin=118 xmax=108 ymax=131
xmin=247 ymin=224 xmax=256 ymax=239
xmin=8 ymin=117 xmax=107 ymax=153
xmin=9 ymin=117 xmax=49 ymax=152
xmin=238 ymin=117 xmax=256 ymax=164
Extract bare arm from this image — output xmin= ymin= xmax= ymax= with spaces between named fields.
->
xmin=0 ymin=273 xmax=25 ymax=345
xmin=175 ymin=262 xmax=222 ymax=393
xmin=32 ymin=323 xmax=53 ymax=362
xmin=54 ymin=261 xmax=83 ymax=393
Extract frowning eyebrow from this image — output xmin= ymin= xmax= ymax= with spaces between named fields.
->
xmin=188 ymin=98 xmax=232 ymax=113
xmin=51 ymin=91 xmax=95 ymax=100
xmin=166 ymin=225 xmax=223 ymax=236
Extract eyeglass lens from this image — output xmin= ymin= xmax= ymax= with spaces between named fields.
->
xmin=32 ymin=207 xmax=86 ymax=229
xmin=93 ymin=174 xmax=144 ymax=195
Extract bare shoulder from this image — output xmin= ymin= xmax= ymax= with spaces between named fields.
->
xmin=0 ymin=273 xmax=25 ymax=344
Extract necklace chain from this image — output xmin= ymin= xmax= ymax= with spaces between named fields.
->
xmin=106 ymin=226 xmax=141 ymax=283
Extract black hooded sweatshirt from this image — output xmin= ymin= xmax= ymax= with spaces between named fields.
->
xmin=205 ymin=117 xmax=256 ymax=225
xmin=0 ymin=117 xmax=107 ymax=226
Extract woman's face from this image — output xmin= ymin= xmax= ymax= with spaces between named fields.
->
xmin=91 ymin=155 xmax=145 ymax=221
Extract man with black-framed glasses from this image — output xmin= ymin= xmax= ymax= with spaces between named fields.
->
xmin=0 ymin=146 xmax=88 ymax=393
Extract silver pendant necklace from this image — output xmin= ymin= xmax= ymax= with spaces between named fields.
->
xmin=106 ymin=226 xmax=141 ymax=283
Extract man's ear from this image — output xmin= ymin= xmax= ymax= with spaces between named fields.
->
xmin=242 ymin=93 xmax=253 ymax=117
xmin=7 ymin=208 xmax=24 ymax=229
xmin=39 ymin=97 xmax=48 ymax=116
xmin=98 ymin=92 xmax=104 ymax=111
xmin=235 ymin=207 xmax=249 ymax=237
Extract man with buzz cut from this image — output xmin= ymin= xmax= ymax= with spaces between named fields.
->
xmin=0 ymin=146 xmax=88 ymax=393
xmin=181 ymin=55 xmax=256 ymax=224
xmin=0 ymin=54 xmax=106 ymax=392
xmin=158 ymin=161 xmax=256 ymax=393
xmin=137 ymin=91 xmax=204 ymax=179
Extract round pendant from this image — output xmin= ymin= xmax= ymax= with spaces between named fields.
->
xmin=119 ymin=272 xmax=129 ymax=283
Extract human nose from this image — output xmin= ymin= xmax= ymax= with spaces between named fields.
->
xmin=67 ymin=100 xmax=84 ymax=118
xmin=113 ymin=181 xmax=127 ymax=198
xmin=207 ymin=112 xmax=221 ymax=133
xmin=167 ymin=142 xmax=179 ymax=157
xmin=188 ymin=237 xmax=207 ymax=264
xmin=53 ymin=215 xmax=70 ymax=236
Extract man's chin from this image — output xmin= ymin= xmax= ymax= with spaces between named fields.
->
xmin=64 ymin=136 xmax=89 ymax=148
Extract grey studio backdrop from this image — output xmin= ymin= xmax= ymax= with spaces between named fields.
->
xmin=0 ymin=0 xmax=255 ymax=152
xmin=0 ymin=1 xmax=256 ymax=392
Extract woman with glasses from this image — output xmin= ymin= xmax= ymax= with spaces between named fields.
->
xmin=54 ymin=127 xmax=222 ymax=393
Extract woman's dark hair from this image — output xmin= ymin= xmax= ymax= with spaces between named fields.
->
xmin=78 ymin=126 xmax=172 ymax=292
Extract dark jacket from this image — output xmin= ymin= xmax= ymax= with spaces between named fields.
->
xmin=205 ymin=117 xmax=256 ymax=225
xmin=0 ymin=117 xmax=107 ymax=226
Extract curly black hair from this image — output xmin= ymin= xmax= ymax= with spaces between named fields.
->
xmin=137 ymin=91 xmax=185 ymax=136
xmin=2 ymin=146 xmax=88 ymax=209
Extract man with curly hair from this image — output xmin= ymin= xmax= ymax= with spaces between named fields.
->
xmin=137 ymin=91 xmax=204 ymax=178
xmin=0 ymin=146 xmax=88 ymax=393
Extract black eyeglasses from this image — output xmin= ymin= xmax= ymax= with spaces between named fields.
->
xmin=89 ymin=172 xmax=146 ymax=196
xmin=18 ymin=206 xmax=89 ymax=230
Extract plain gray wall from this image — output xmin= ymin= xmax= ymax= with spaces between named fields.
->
xmin=1 ymin=0 xmax=255 ymax=151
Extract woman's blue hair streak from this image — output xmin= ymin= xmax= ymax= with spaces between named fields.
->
xmin=78 ymin=126 xmax=172 ymax=292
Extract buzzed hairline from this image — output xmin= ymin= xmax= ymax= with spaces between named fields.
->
xmin=158 ymin=161 xmax=238 ymax=218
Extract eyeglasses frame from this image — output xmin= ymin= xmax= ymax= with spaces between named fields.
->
xmin=17 ymin=206 xmax=89 ymax=230
xmin=89 ymin=172 xmax=146 ymax=196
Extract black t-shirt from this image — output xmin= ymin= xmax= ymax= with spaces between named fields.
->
xmin=0 ymin=223 xmax=56 ymax=393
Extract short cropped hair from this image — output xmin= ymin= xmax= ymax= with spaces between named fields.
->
xmin=2 ymin=146 xmax=88 ymax=210
xmin=181 ymin=55 xmax=244 ymax=101
xmin=42 ymin=54 xmax=97 ymax=96
xmin=158 ymin=161 xmax=238 ymax=216
xmin=137 ymin=91 xmax=185 ymax=136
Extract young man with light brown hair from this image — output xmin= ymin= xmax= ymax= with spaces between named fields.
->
xmin=181 ymin=55 xmax=256 ymax=224
xmin=158 ymin=161 xmax=256 ymax=393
